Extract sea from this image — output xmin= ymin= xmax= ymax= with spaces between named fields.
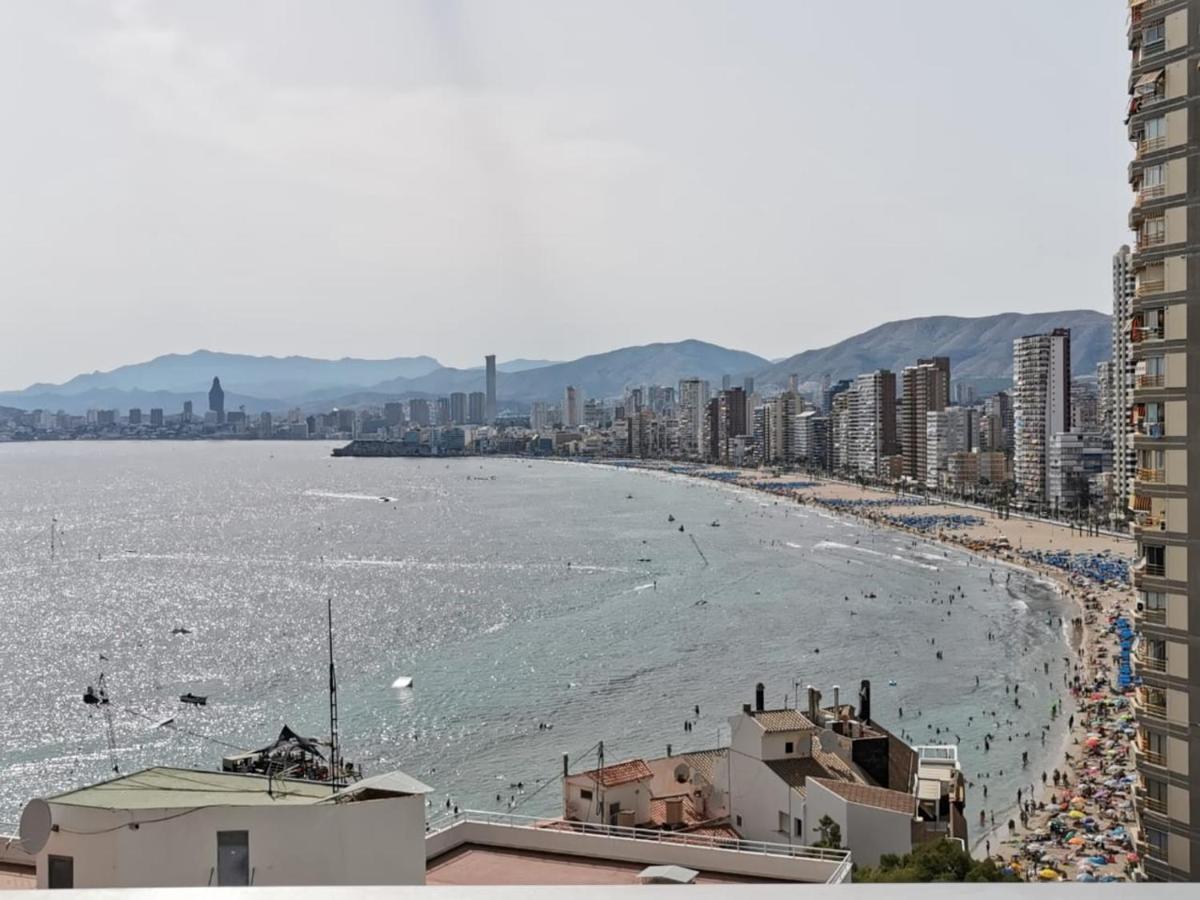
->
xmin=0 ymin=442 xmax=1071 ymax=838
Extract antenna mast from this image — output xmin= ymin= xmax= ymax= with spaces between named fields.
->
xmin=327 ymin=598 xmax=343 ymax=789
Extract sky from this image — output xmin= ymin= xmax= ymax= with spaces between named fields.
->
xmin=0 ymin=1 xmax=1132 ymax=390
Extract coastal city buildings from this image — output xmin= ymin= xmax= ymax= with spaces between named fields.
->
xmin=1126 ymin=0 xmax=1200 ymax=879
xmin=900 ymin=357 xmax=950 ymax=485
xmin=1012 ymin=329 xmax=1071 ymax=504
xmin=208 ymin=377 xmax=225 ymax=426
xmin=564 ymin=386 xmax=582 ymax=428
xmin=485 ymin=354 xmax=497 ymax=424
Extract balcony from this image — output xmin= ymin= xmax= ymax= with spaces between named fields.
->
xmin=1135 ymin=277 xmax=1165 ymax=296
xmin=1142 ymin=794 xmax=1168 ymax=816
xmin=1134 ymin=649 xmax=1167 ymax=672
xmin=1135 ymin=740 xmax=1167 ymax=768
xmin=1135 ymin=511 xmax=1166 ymax=531
xmin=1133 ymin=420 xmax=1165 ymax=439
xmin=1134 ymin=690 xmax=1168 ymax=721
xmin=1131 ymin=323 xmax=1164 ymax=343
xmin=1138 ymin=135 xmax=1168 ymax=157
xmin=1137 ymin=466 xmax=1165 ymax=482
xmin=1137 ymin=373 xmax=1165 ymax=388
xmin=1137 ymin=229 xmax=1167 ymax=251
xmin=1135 ymin=603 xmax=1166 ymax=625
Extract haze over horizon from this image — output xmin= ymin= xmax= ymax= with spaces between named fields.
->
xmin=2 ymin=1 xmax=1129 ymax=389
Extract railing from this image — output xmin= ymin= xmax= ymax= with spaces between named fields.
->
xmin=1135 ymin=650 xmax=1167 ymax=672
xmin=1134 ymin=422 xmax=1165 ymax=439
xmin=1135 ymin=511 xmax=1165 ymax=531
xmin=1142 ymin=795 xmax=1167 ymax=815
xmin=1137 ymin=604 xmax=1166 ymax=624
xmin=1138 ymin=229 xmax=1167 ymax=250
xmin=1137 ymin=696 xmax=1168 ymax=720
xmin=1136 ymin=742 xmax=1166 ymax=767
xmin=1135 ymin=277 xmax=1165 ymax=296
xmin=1145 ymin=559 xmax=1166 ymax=577
xmin=1138 ymin=135 xmax=1167 ymax=156
xmin=1137 ymin=373 xmax=1165 ymax=388
xmin=1137 ymin=467 xmax=1166 ymax=483
xmin=426 ymin=809 xmax=852 ymax=866
xmin=1132 ymin=325 xmax=1164 ymax=343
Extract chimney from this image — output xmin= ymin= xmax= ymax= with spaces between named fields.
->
xmin=859 ymin=680 xmax=871 ymax=723
xmin=806 ymin=686 xmax=817 ymax=723
xmin=664 ymin=797 xmax=684 ymax=826
xmin=563 ymin=753 xmax=569 ymax=778
xmin=832 ymin=685 xmax=840 ymax=716
xmin=755 ymin=682 xmax=765 ymax=712
xmin=666 ymin=744 xmax=672 ymax=758
xmin=742 ymin=703 xmax=751 ymax=714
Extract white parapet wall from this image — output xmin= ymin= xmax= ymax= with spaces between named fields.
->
xmin=426 ymin=812 xmax=851 ymax=884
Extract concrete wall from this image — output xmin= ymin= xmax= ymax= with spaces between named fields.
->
xmin=563 ymin=775 xmax=651 ymax=826
xmin=720 ymin=751 xmax=802 ymax=844
xmin=426 ymin=819 xmax=847 ymax=884
xmin=33 ymin=796 xmax=426 ymax=889
xmin=803 ymin=780 xmax=913 ymax=868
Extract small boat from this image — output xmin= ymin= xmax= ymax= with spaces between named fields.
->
xmin=887 ymin=679 xmax=898 ymax=687
xmin=171 ymin=626 xmax=192 ymax=635
xmin=626 ymin=494 xmax=634 ymax=500
xmin=391 ymin=676 xmax=414 ymax=689
xmin=667 ymin=515 xmax=675 ymax=522
xmin=710 ymin=521 xmax=720 ymax=528
xmin=180 ymin=693 xmax=207 ymax=706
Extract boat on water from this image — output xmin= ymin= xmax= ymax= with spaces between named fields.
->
xmin=391 ymin=676 xmax=413 ymax=689
xmin=179 ymin=693 xmax=207 ymax=706
xmin=667 ymin=514 xmax=675 ymax=522
xmin=710 ymin=520 xmax=720 ymax=527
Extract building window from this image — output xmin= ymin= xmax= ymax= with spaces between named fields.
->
xmin=1142 ymin=22 xmax=1166 ymax=50
xmin=736 ymin=815 xmax=742 ymax=828
xmin=784 ymin=741 xmax=795 ymax=754
xmin=1142 ymin=590 xmax=1166 ymax=612
xmin=579 ymin=788 xmax=593 ymax=801
xmin=795 ymin=817 xmax=804 ymax=837
xmin=1145 ymin=826 xmax=1167 ymax=857
xmin=48 ymin=856 xmax=74 ymax=890
xmin=217 ymin=831 xmax=250 ymax=887
xmin=778 ymin=811 xmax=789 ymax=834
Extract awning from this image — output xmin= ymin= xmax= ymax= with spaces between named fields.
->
xmin=323 ymin=770 xmax=433 ymax=803
xmin=1134 ymin=69 xmax=1164 ymax=91
xmin=638 ymin=865 xmax=700 ymax=884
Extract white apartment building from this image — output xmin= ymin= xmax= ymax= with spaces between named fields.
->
xmin=1012 ymin=329 xmax=1071 ymax=502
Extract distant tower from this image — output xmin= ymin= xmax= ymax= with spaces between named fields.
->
xmin=208 ymin=377 xmax=225 ymax=425
xmin=485 ymin=355 xmax=497 ymax=424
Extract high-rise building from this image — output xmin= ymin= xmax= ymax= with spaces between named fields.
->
xmin=677 ymin=378 xmax=709 ymax=459
xmin=1112 ymin=245 xmax=1137 ymax=524
xmin=529 ymin=401 xmax=551 ymax=433
xmin=743 ymin=377 xmax=755 ymax=396
xmin=127 ymin=408 xmax=142 ymax=426
xmin=449 ymin=392 xmax=467 ymax=425
xmin=468 ymin=392 xmax=485 ymax=425
xmin=208 ymin=377 xmax=225 ymax=425
xmin=1127 ymin=5 xmax=1198 ymax=878
xmin=1047 ymin=431 xmax=1111 ymax=513
xmin=716 ymin=388 xmax=748 ymax=464
xmin=900 ymin=357 xmax=951 ymax=483
xmin=182 ymin=400 xmax=193 ymax=423
xmin=149 ymin=408 xmax=163 ymax=428
xmin=979 ymin=391 xmax=1012 ymax=454
xmin=436 ymin=397 xmax=451 ymax=426
xmin=845 ymin=370 xmax=896 ymax=479
xmin=484 ymin=355 xmax=497 ymax=423
xmin=925 ymin=406 xmax=976 ymax=490
xmin=564 ymin=386 xmax=582 ymax=428
xmin=1012 ymin=329 xmax=1071 ymax=502
xmin=409 ymin=398 xmax=431 ymax=427
xmin=721 ymin=374 xmax=732 ymax=391
xmin=384 ymin=402 xmax=405 ymax=427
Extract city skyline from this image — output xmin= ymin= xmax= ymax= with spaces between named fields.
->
xmin=0 ymin=2 xmax=1129 ymax=389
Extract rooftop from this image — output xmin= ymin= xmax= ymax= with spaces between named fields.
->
xmin=573 ymin=758 xmax=653 ymax=787
xmin=49 ymin=767 xmax=334 ymax=809
xmin=809 ymin=779 xmax=916 ymax=816
xmin=426 ymin=845 xmax=771 ymax=886
xmin=747 ymin=709 xmax=819 ymax=733
xmin=765 ymin=748 xmax=862 ymax=797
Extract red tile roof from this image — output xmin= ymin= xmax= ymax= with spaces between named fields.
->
xmin=577 ymin=758 xmax=653 ymax=787
xmin=809 ymin=778 xmax=916 ymax=815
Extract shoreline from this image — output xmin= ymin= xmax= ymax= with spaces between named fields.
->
xmin=573 ymin=459 xmax=1135 ymax=876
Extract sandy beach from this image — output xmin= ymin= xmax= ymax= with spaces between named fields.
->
xmin=602 ymin=461 xmax=1138 ymax=882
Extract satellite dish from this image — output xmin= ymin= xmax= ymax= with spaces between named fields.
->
xmin=19 ymin=798 xmax=52 ymax=854
xmin=673 ymin=763 xmax=691 ymax=784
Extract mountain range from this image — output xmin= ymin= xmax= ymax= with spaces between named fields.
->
xmin=1 ymin=310 xmax=1112 ymax=415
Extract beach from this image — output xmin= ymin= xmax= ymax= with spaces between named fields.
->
xmin=596 ymin=462 xmax=1138 ymax=881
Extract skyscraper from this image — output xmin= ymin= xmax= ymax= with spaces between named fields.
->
xmin=1127 ymin=4 xmax=1198 ymax=877
xmin=847 ymin=370 xmax=896 ymax=479
xmin=900 ymin=357 xmax=951 ymax=483
xmin=564 ymin=386 xmax=582 ymax=428
xmin=1112 ymin=245 xmax=1137 ymax=524
xmin=485 ymin=355 xmax=497 ymax=424
xmin=208 ymin=377 xmax=225 ymax=425
xmin=468 ymin=392 xmax=485 ymax=425
xmin=1012 ymin=329 xmax=1070 ymax=502
xmin=409 ymin=398 xmax=431 ymax=427
xmin=677 ymin=378 xmax=708 ymax=459
xmin=449 ymin=392 xmax=467 ymax=425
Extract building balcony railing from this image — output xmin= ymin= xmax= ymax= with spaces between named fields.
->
xmin=1133 ymin=421 xmax=1165 ymax=439
xmin=1137 ymin=467 xmax=1166 ymax=483
xmin=1137 ymin=230 xmax=1167 ymax=251
xmin=1135 ymin=278 xmax=1165 ymax=296
xmin=1135 ymin=604 xmax=1166 ymax=625
xmin=1142 ymin=794 xmax=1168 ymax=816
xmin=1134 ymin=649 xmax=1168 ymax=672
xmin=1136 ymin=741 xmax=1167 ymax=768
xmin=1137 ymin=373 xmax=1166 ymax=388
xmin=1135 ymin=511 xmax=1166 ymax=531
xmin=1136 ymin=696 xmax=1168 ymax=721
xmin=1138 ymin=135 xmax=1168 ymax=156
xmin=1131 ymin=324 xmax=1164 ymax=343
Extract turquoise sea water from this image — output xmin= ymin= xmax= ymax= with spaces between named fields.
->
xmin=0 ymin=442 xmax=1070 ymax=834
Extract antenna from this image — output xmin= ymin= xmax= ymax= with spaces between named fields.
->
xmin=327 ymin=598 xmax=344 ymax=789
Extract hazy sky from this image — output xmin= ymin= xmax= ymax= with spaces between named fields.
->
xmin=1 ymin=1 xmax=1130 ymax=389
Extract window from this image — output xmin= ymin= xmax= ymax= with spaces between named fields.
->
xmin=1145 ymin=826 xmax=1167 ymax=857
xmin=1143 ymin=543 xmax=1166 ymax=576
xmin=1141 ymin=164 xmax=1165 ymax=188
xmin=217 ymin=831 xmax=250 ymax=887
xmin=1142 ymin=590 xmax=1166 ymax=612
xmin=1143 ymin=22 xmax=1166 ymax=49
xmin=795 ymin=817 xmax=804 ymax=837
xmin=784 ymin=741 xmax=795 ymax=754
xmin=778 ymin=811 xmax=789 ymax=834
xmin=736 ymin=815 xmax=743 ymax=828
xmin=1139 ymin=448 xmax=1165 ymax=470
xmin=579 ymin=788 xmax=592 ymax=801
xmin=1145 ymin=777 xmax=1168 ymax=805
xmin=1144 ymin=730 xmax=1166 ymax=758
xmin=1141 ymin=217 xmax=1166 ymax=245
xmin=1144 ymin=116 xmax=1167 ymax=140
xmin=48 ymin=856 xmax=73 ymax=890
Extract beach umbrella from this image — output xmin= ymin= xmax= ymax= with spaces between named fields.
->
xmin=1039 ymin=869 xmax=1060 ymax=881
xmin=1069 ymin=810 xmax=1085 ymax=819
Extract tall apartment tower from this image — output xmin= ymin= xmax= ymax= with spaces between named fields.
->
xmin=848 ymin=370 xmax=896 ymax=479
xmin=900 ymin=357 xmax=951 ymax=483
xmin=1113 ymin=246 xmax=1138 ymax=523
xmin=564 ymin=386 xmax=582 ymax=428
xmin=1011 ymin=329 xmax=1071 ymax=502
xmin=208 ymin=377 xmax=225 ymax=425
xmin=1127 ymin=1 xmax=1198 ymax=879
xmin=484 ymin=355 xmax=497 ymax=424
xmin=677 ymin=378 xmax=709 ymax=459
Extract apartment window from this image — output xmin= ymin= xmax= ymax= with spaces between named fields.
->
xmin=736 ymin=815 xmax=743 ymax=828
xmin=1145 ymin=777 xmax=1168 ymax=808
xmin=1143 ymin=729 xmax=1166 ymax=759
xmin=579 ymin=788 xmax=593 ymax=801
xmin=1144 ymin=543 xmax=1166 ymax=576
xmin=1144 ymin=116 xmax=1167 ymax=140
xmin=784 ymin=741 xmax=795 ymax=754
xmin=795 ymin=817 xmax=804 ymax=837
xmin=778 ymin=811 xmax=789 ymax=834
xmin=217 ymin=831 xmax=250 ymax=887
xmin=1145 ymin=826 xmax=1168 ymax=857
xmin=1142 ymin=590 xmax=1166 ymax=612
xmin=47 ymin=856 xmax=73 ymax=890
xmin=1139 ymin=448 xmax=1165 ymax=471
xmin=1142 ymin=164 xmax=1165 ymax=188
xmin=1142 ymin=22 xmax=1166 ymax=50
xmin=1141 ymin=217 xmax=1166 ymax=245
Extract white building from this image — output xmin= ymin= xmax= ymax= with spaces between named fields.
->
xmin=925 ymin=407 xmax=977 ymax=489
xmin=677 ymin=378 xmax=709 ymax=459
xmin=18 ymin=767 xmax=430 ymax=889
xmin=1012 ymin=328 xmax=1071 ymax=502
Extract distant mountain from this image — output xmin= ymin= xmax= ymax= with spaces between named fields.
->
xmin=366 ymin=340 xmax=769 ymax=404
xmin=462 ymin=358 xmax=561 ymax=374
xmin=14 ymin=350 xmax=442 ymax=398
xmin=755 ymin=310 xmax=1111 ymax=392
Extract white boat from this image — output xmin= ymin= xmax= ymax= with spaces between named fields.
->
xmin=391 ymin=676 xmax=414 ymax=689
